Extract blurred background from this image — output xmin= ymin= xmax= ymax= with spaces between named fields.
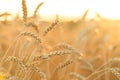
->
xmin=0 ymin=0 xmax=120 ymax=21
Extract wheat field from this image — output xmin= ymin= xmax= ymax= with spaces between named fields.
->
xmin=0 ymin=0 xmax=120 ymax=80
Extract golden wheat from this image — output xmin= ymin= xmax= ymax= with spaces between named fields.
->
xmin=55 ymin=59 xmax=73 ymax=71
xmin=6 ymin=56 xmax=27 ymax=72
xmin=55 ymin=42 xmax=80 ymax=55
xmin=33 ymin=66 xmax=47 ymax=80
xmin=33 ymin=2 xmax=44 ymax=17
xmin=81 ymin=9 xmax=89 ymax=20
xmin=22 ymin=0 xmax=27 ymax=22
xmin=43 ymin=16 xmax=59 ymax=36
xmin=19 ymin=32 xmax=41 ymax=43
xmin=34 ymin=50 xmax=76 ymax=61
xmin=109 ymin=68 xmax=120 ymax=80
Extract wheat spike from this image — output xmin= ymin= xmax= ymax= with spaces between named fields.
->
xmin=48 ymin=50 xmax=75 ymax=58
xmin=33 ymin=66 xmax=47 ymax=80
xmin=109 ymin=68 xmax=120 ymax=80
xmin=6 ymin=56 xmax=27 ymax=72
xmin=33 ymin=2 xmax=44 ymax=17
xmin=82 ymin=9 xmax=89 ymax=20
xmin=34 ymin=50 xmax=74 ymax=61
xmin=20 ymin=32 xmax=41 ymax=43
xmin=55 ymin=59 xmax=73 ymax=71
xmin=22 ymin=0 xmax=27 ymax=22
xmin=43 ymin=15 xmax=59 ymax=36
xmin=55 ymin=42 xmax=80 ymax=55
xmin=33 ymin=54 xmax=49 ymax=61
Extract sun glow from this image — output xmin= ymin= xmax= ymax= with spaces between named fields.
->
xmin=0 ymin=0 xmax=120 ymax=21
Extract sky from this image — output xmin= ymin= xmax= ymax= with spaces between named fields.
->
xmin=0 ymin=0 xmax=120 ymax=21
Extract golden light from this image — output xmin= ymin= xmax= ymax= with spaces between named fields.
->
xmin=0 ymin=0 xmax=120 ymax=21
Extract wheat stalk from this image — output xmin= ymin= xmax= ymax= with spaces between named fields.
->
xmin=78 ymin=58 xmax=94 ymax=72
xmin=26 ymin=22 xmax=39 ymax=33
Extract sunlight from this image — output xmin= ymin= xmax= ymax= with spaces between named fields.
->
xmin=0 ymin=0 xmax=120 ymax=21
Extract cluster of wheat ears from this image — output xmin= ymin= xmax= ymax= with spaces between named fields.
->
xmin=0 ymin=0 xmax=120 ymax=80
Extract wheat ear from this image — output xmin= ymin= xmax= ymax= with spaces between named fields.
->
xmin=82 ymin=9 xmax=89 ymax=20
xmin=55 ymin=59 xmax=73 ymax=71
xmin=43 ymin=15 xmax=59 ymax=36
xmin=6 ymin=56 xmax=27 ymax=72
xmin=22 ymin=0 xmax=27 ymax=22
xmin=34 ymin=50 xmax=75 ymax=61
xmin=33 ymin=66 xmax=47 ymax=80
xmin=109 ymin=68 xmax=120 ymax=80
xmin=33 ymin=2 xmax=44 ymax=17
xmin=19 ymin=32 xmax=42 ymax=43
xmin=55 ymin=42 xmax=80 ymax=55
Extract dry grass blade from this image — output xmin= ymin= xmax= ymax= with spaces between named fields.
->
xmin=43 ymin=15 xmax=59 ymax=36
xmin=33 ymin=2 xmax=44 ymax=17
xmin=19 ymin=32 xmax=42 ymax=43
xmin=22 ymin=0 xmax=27 ymax=22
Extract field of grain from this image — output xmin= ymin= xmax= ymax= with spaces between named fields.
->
xmin=0 ymin=0 xmax=120 ymax=80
